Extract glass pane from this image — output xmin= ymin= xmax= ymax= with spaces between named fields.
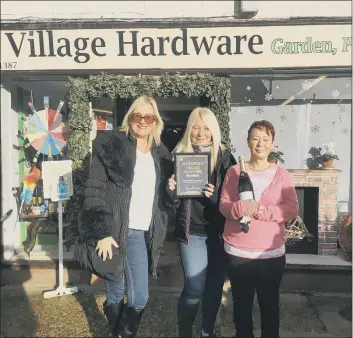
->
xmin=230 ymin=75 xmax=352 ymax=214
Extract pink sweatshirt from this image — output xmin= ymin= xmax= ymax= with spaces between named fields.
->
xmin=220 ymin=164 xmax=299 ymax=253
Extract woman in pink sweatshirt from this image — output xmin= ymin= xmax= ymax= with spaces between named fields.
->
xmin=219 ymin=120 xmax=298 ymax=338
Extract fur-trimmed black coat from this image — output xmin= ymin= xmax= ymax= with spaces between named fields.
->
xmin=78 ymin=129 xmax=172 ymax=279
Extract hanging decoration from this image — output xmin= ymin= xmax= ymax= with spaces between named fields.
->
xmin=332 ymin=89 xmax=340 ymax=99
xmin=264 ymin=93 xmax=273 ymax=101
xmin=23 ymin=100 xmax=67 ymax=162
xmin=256 ymin=106 xmax=264 ymax=115
xmin=280 ymin=75 xmax=326 ymax=106
xmin=311 ymin=125 xmax=320 ymax=133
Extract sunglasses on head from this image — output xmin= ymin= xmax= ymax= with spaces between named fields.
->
xmin=131 ymin=113 xmax=156 ymax=124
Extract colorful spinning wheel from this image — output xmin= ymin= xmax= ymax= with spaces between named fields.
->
xmin=24 ymin=101 xmax=68 ymax=162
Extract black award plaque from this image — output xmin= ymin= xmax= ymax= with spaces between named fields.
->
xmin=174 ymin=152 xmax=211 ymax=198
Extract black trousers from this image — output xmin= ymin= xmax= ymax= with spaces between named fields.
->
xmin=226 ymin=253 xmax=286 ymax=338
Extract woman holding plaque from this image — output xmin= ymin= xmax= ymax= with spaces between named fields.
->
xmin=77 ymin=96 xmax=172 ymax=338
xmin=167 ymin=107 xmax=236 ymax=338
xmin=219 ymin=120 xmax=298 ymax=338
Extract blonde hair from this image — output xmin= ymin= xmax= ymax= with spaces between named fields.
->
xmin=120 ymin=96 xmax=164 ymax=149
xmin=174 ymin=107 xmax=224 ymax=172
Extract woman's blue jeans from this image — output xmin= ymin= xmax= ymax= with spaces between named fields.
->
xmin=178 ymin=234 xmax=226 ymax=337
xmin=105 ymin=229 xmax=149 ymax=309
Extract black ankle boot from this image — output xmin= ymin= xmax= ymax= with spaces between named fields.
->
xmin=103 ymin=300 xmax=124 ymax=337
xmin=178 ymin=314 xmax=194 ymax=338
xmin=117 ymin=306 xmax=144 ymax=338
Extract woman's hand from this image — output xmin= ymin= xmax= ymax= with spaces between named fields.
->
xmin=96 ymin=236 xmax=119 ymax=261
xmin=168 ymin=174 xmax=177 ymax=191
xmin=242 ymin=200 xmax=260 ymax=217
xmin=203 ymin=183 xmax=214 ymax=198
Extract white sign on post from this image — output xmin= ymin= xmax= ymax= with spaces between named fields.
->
xmin=42 ymin=160 xmax=73 ymax=202
xmin=41 ymin=160 xmax=77 ymax=298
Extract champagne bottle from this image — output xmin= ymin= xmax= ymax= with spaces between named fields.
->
xmin=238 ymin=155 xmax=255 ymax=233
xmin=32 ymin=186 xmax=38 ymax=206
xmin=37 ymin=179 xmax=43 ymax=205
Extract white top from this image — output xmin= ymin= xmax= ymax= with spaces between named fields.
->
xmin=247 ymin=164 xmax=277 ymax=202
xmin=224 ymin=242 xmax=286 ymax=259
xmin=128 ymin=149 xmax=156 ymax=231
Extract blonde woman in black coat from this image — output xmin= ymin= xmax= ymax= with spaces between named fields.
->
xmin=80 ymin=96 xmax=171 ymax=338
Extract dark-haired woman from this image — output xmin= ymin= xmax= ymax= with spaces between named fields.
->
xmin=219 ymin=120 xmax=298 ymax=338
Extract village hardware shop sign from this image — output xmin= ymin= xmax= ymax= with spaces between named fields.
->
xmin=1 ymin=24 xmax=351 ymax=71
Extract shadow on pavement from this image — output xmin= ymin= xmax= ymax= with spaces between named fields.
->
xmin=0 ymin=257 xmax=37 ymax=337
xmin=66 ymin=267 xmax=110 ymax=337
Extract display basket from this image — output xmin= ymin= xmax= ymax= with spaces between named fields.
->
xmin=285 ymin=216 xmax=314 ymax=245
xmin=338 ymin=213 xmax=352 ymax=261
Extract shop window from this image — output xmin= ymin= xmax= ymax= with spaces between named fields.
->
xmin=229 ymin=75 xmax=352 ymax=213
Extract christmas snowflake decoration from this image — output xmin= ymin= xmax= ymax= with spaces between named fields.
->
xmin=301 ymin=80 xmax=313 ymax=91
xmin=264 ymin=93 xmax=273 ymax=101
xmin=339 ymin=105 xmax=346 ymax=112
xmin=246 ymin=85 xmax=251 ymax=91
xmin=345 ymin=83 xmax=350 ymax=88
xmin=256 ymin=106 xmax=264 ymax=115
xmin=280 ymin=114 xmax=287 ymax=121
xmin=322 ymin=142 xmax=337 ymax=156
xmin=332 ymin=89 xmax=340 ymax=99
xmin=276 ymin=85 xmax=280 ymax=90
xmin=311 ymin=125 xmax=320 ymax=133
xmin=341 ymin=128 xmax=348 ymax=134
xmin=245 ymin=97 xmax=252 ymax=103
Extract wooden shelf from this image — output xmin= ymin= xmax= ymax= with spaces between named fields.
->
xmin=19 ymin=213 xmax=49 ymax=221
xmin=288 ymin=169 xmax=342 ymax=173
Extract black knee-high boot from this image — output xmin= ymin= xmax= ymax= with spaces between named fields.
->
xmin=117 ymin=306 xmax=145 ymax=338
xmin=103 ymin=299 xmax=124 ymax=337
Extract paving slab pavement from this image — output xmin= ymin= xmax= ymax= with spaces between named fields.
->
xmin=308 ymin=295 xmax=352 ymax=338
xmin=0 ymin=285 xmax=351 ymax=337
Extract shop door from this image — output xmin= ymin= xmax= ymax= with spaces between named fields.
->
xmin=161 ymin=126 xmax=185 ymax=152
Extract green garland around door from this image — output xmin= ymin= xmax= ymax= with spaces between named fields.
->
xmin=65 ymin=72 xmax=231 ymax=241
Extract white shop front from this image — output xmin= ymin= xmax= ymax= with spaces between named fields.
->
xmin=0 ymin=19 xmax=351 ymax=260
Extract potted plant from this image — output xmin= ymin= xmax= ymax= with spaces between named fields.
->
xmin=317 ymin=142 xmax=339 ymax=169
xmin=268 ymin=146 xmax=284 ymax=164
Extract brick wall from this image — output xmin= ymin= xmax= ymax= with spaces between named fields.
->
xmin=288 ymin=169 xmax=340 ymax=255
